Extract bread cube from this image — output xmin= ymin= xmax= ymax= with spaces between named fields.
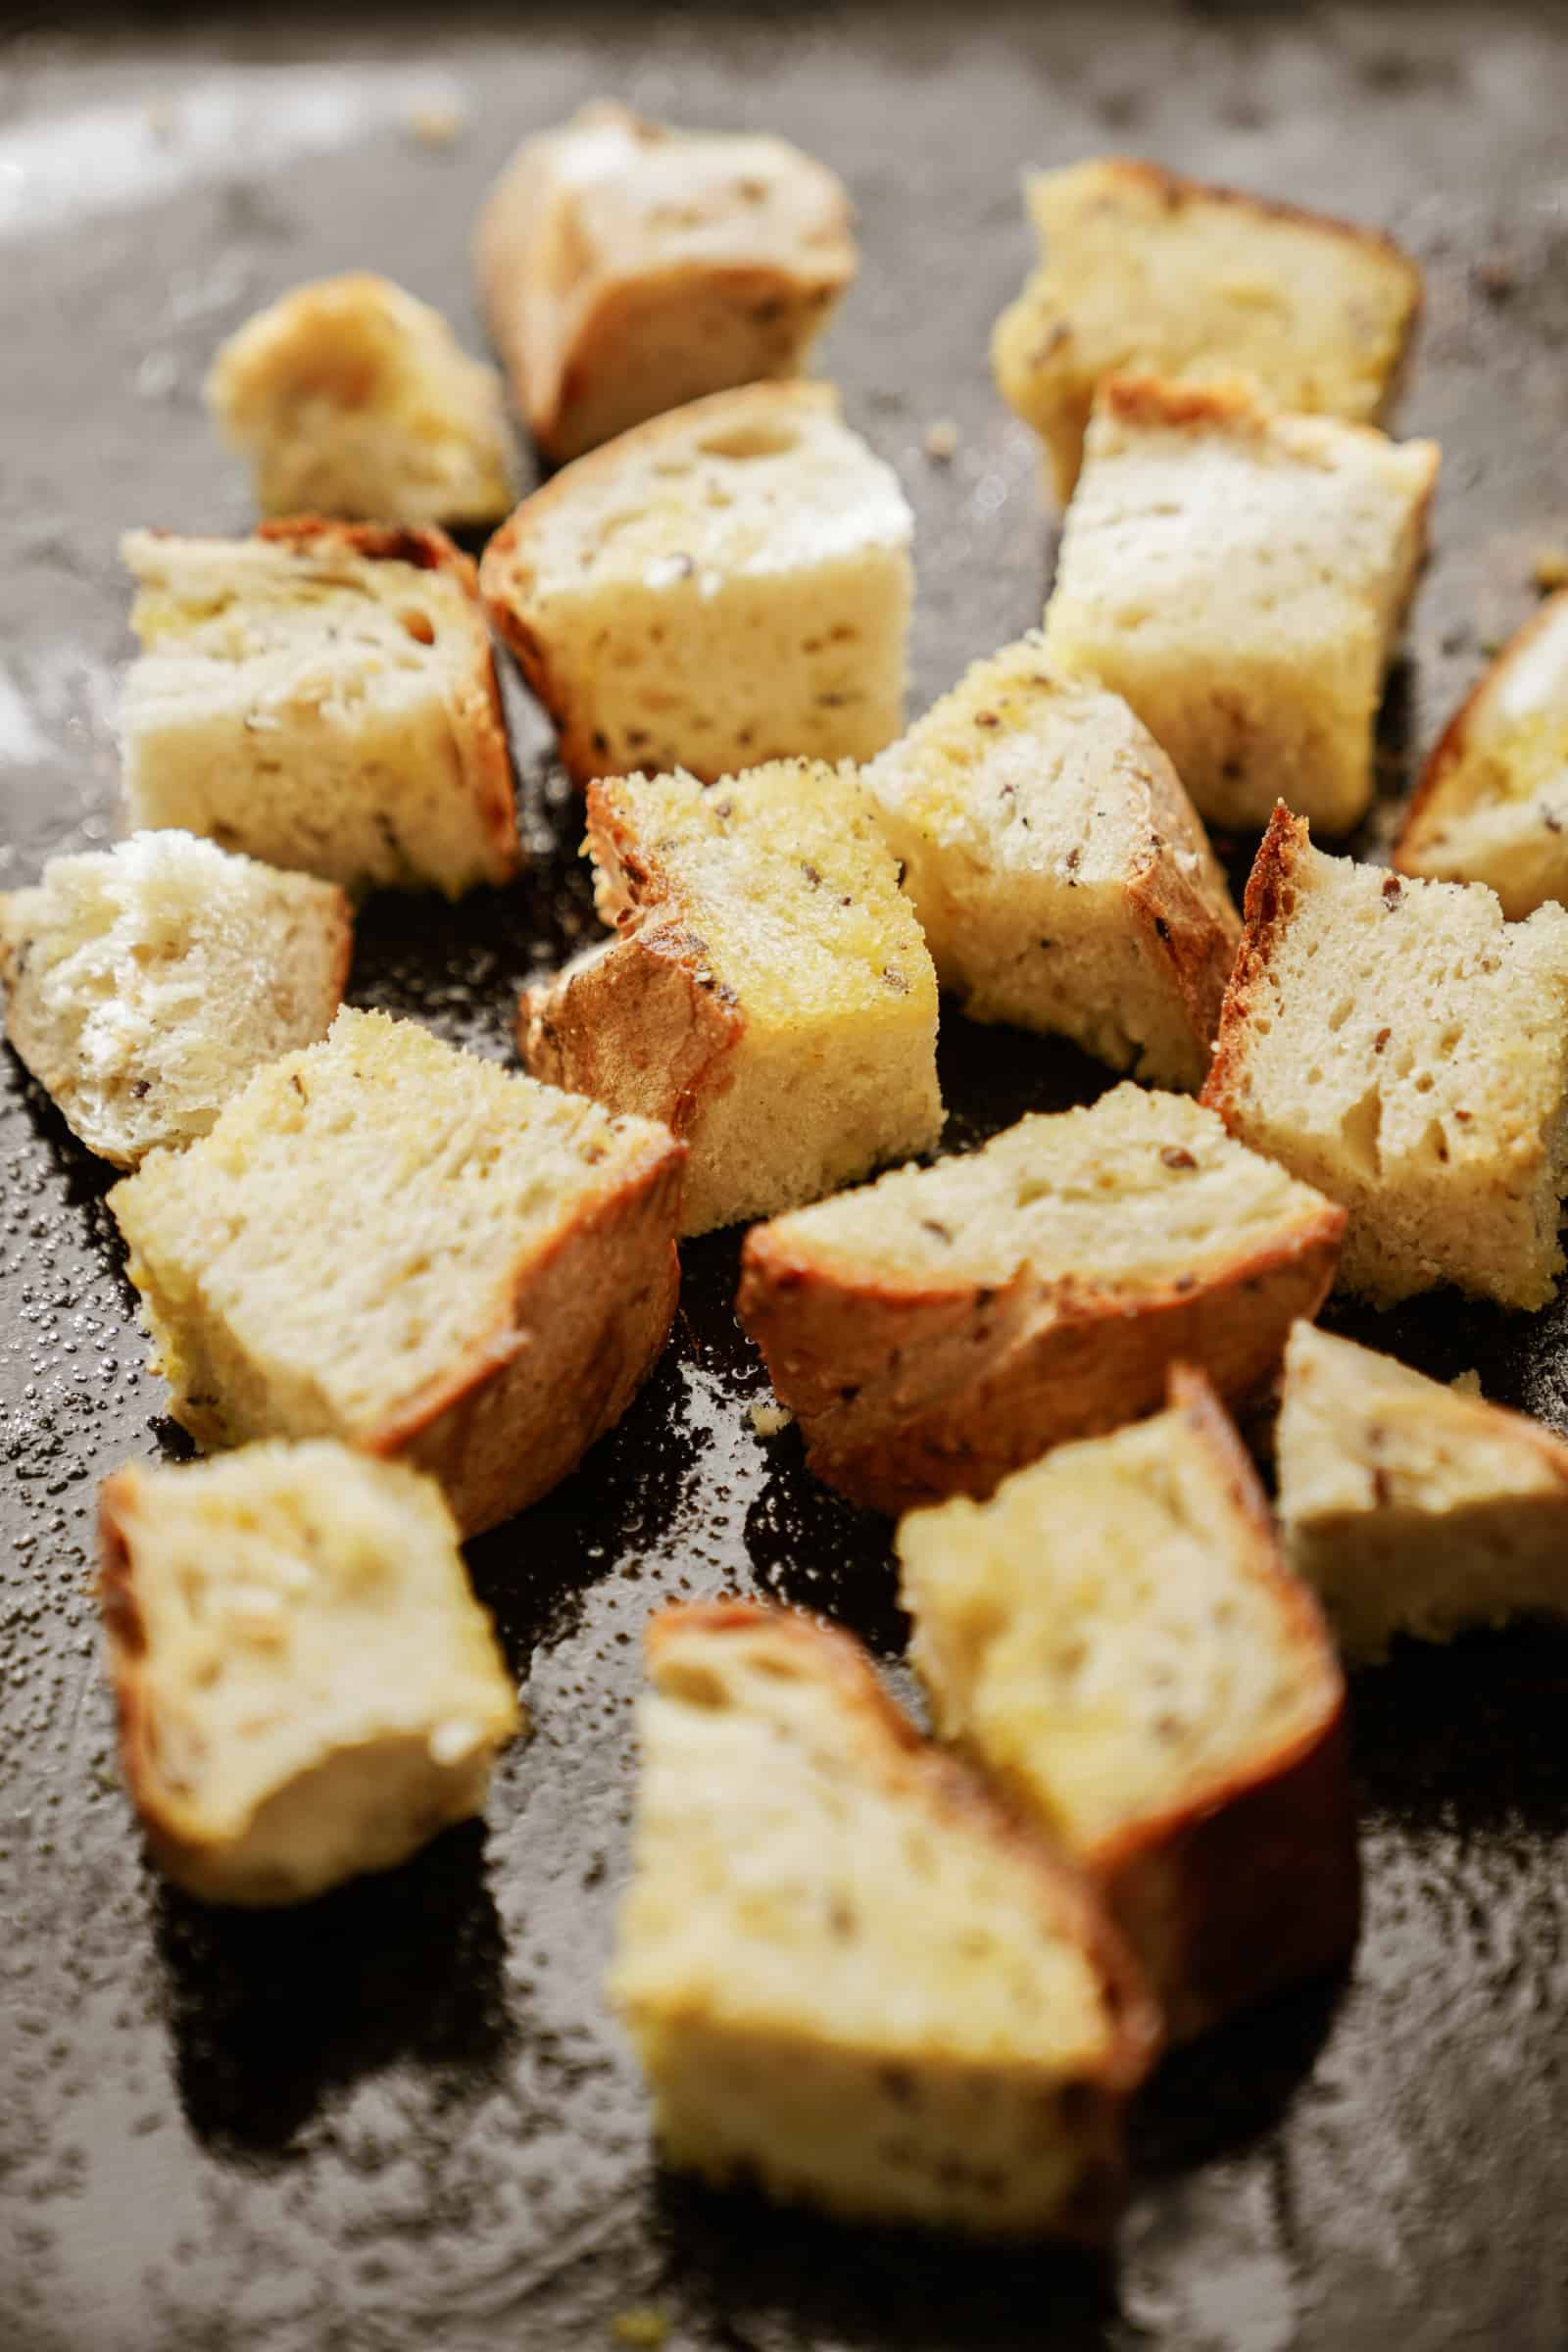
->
xmin=737 ymin=1082 xmax=1344 ymax=1514
xmin=1277 ymin=1322 xmax=1568 ymax=1661
xmin=0 ymin=830 xmax=349 ymax=1168
xmin=108 ymin=1008 xmax=684 ymax=1537
xmin=993 ymin=159 xmax=1422 ymax=502
xmin=480 ymin=381 xmax=911 ymax=784
xmin=1396 ymin=589 xmax=1568 ymax=917
xmin=120 ymin=519 xmax=518 ymax=898
xmin=519 ymin=760 xmax=941 ymax=1234
xmin=98 ymin=1441 xmax=519 ymax=1905
xmin=899 ymin=1366 xmax=1356 ymax=2041
xmin=1041 ymin=374 xmax=1439 ymax=832
xmin=475 ymin=100 xmax=856 ymax=464
xmin=205 ymin=273 xmax=516 ymax=530
xmin=1202 ymin=806 xmax=1568 ymax=1308
xmin=609 ymin=1601 xmax=1160 ymax=2239
xmin=863 ymin=634 xmax=1238 ymax=1089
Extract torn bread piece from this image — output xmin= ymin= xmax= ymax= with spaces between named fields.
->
xmin=993 ymin=158 xmax=1421 ymax=502
xmin=108 ymin=1008 xmax=684 ymax=1538
xmin=1396 ymin=590 xmax=1568 ymax=917
xmin=206 ymin=272 xmax=516 ymax=528
xmin=1277 ymin=1320 xmax=1568 ymax=1661
xmin=1041 ymin=373 xmax=1439 ymax=833
xmin=480 ymin=381 xmax=911 ymax=784
xmin=863 ymin=633 xmax=1238 ymax=1088
xmin=1202 ymin=806 xmax=1568 ymax=1308
xmin=609 ymin=1600 xmax=1160 ymax=2239
xmin=899 ymin=1366 xmax=1356 ymax=2042
xmin=519 ymin=760 xmax=942 ymax=1234
xmin=120 ymin=520 xmax=518 ymax=898
xmin=0 ymin=830 xmax=350 ymax=1168
xmin=475 ymin=99 xmax=856 ymax=464
xmin=99 ymin=1441 xmax=519 ymax=1906
xmin=737 ymin=1082 xmax=1344 ymax=1514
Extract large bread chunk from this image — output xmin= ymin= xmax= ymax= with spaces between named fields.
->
xmin=480 ymin=382 xmax=912 ymax=784
xmin=519 ymin=760 xmax=942 ymax=1234
xmin=205 ymin=272 xmax=515 ymax=529
xmin=609 ymin=1601 xmax=1160 ymax=2240
xmin=108 ymin=1008 xmax=684 ymax=1537
xmin=1396 ymin=589 xmax=1568 ymax=917
xmin=99 ymin=1441 xmax=519 ymax=1906
xmin=1202 ymin=806 xmax=1568 ymax=1308
xmin=863 ymin=634 xmax=1238 ymax=1089
xmin=993 ymin=159 xmax=1421 ymax=502
xmin=1277 ymin=1321 xmax=1568 ymax=1661
xmin=1041 ymin=374 xmax=1439 ymax=832
xmin=0 ymin=830 xmax=350 ymax=1168
xmin=475 ymin=100 xmax=856 ymax=464
xmin=120 ymin=520 xmax=518 ymax=898
xmin=899 ymin=1367 xmax=1357 ymax=2042
xmin=737 ymin=1083 xmax=1344 ymax=1514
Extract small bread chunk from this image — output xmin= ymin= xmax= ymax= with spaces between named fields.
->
xmin=1277 ymin=1321 xmax=1568 ymax=1662
xmin=899 ymin=1367 xmax=1356 ymax=2042
xmin=609 ymin=1601 xmax=1160 ymax=2240
xmin=1202 ymin=806 xmax=1568 ymax=1309
xmin=206 ymin=273 xmax=516 ymax=529
xmin=737 ymin=1083 xmax=1344 ymax=1514
xmin=480 ymin=382 xmax=912 ymax=785
xmin=475 ymin=100 xmax=857 ymax=464
xmin=519 ymin=761 xmax=942 ymax=1234
xmin=863 ymin=635 xmax=1239 ymax=1089
xmin=993 ymin=159 xmax=1421 ymax=502
xmin=98 ymin=1441 xmax=519 ymax=1906
xmin=1041 ymin=374 xmax=1439 ymax=833
xmin=108 ymin=1008 xmax=684 ymax=1537
xmin=120 ymin=519 xmax=518 ymax=899
xmin=0 ymin=831 xmax=350 ymax=1168
xmin=1396 ymin=590 xmax=1568 ymax=917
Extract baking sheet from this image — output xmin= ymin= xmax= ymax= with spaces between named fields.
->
xmin=3 ymin=6 xmax=1568 ymax=2347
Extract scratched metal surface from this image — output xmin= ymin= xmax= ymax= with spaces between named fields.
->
xmin=2 ymin=5 xmax=1567 ymax=2348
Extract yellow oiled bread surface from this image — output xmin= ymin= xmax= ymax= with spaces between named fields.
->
xmin=1277 ymin=1321 xmax=1568 ymax=1660
xmin=1203 ymin=806 xmax=1568 ymax=1308
xmin=0 ymin=830 xmax=350 ymax=1168
xmin=99 ymin=1441 xmax=519 ymax=1906
xmin=1041 ymin=373 xmax=1439 ymax=832
xmin=863 ymin=632 xmax=1238 ymax=1088
xmin=520 ymin=760 xmax=942 ymax=1233
xmin=475 ymin=99 xmax=856 ymax=463
xmin=993 ymin=159 xmax=1421 ymax=501
xmin=206 ymin=272 xmax=516 ymax=527
xmin=610 ymin=1600 xmax=1160 ymax=2239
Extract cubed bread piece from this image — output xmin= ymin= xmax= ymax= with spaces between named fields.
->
xmin=1202 ymin=806 xmax=1568 ymax=1308
xmin=480 ymin=381 xmax=911 ymax=784
xmin=475 ymin=100 xmax=857 ymax=465
xmin=609 ymin=1601 xmax=1160 ymax=2239
xmin=1041 ymin=374 xmax=1439 ymax=833
xmin=0 ymin=831 xmax=350 ymax=1168
xmin=205 ymin=273 xmax=516 ymax=529
xmin=108 ymin=1008 xmax=684 ymax=1537
xmin=98 ymin=1441 xmax=519 ymax=1906
xmin=1277 ymin=1321 xmax=1568 ymax=1661
xmin=519 ymin=760 xmax=942 ymax=1234
xmin=120 ymin=519 xmax=518 ymax=898
xmin=863 ymin=634 xmax=1239 ymax=1089
xmin=1395 ymin=590 xmax=1568 ymax=917
xmin=899 ymin=1366 xmax=1356 ymax=2041
xmin=993 ymin=159 xmax=1421 ymax=503
xmin=737 ymin=1082 xmax=1344 ymax=1514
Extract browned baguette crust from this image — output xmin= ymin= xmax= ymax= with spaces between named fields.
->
xmin=1393 ymin=589 xmax=1568 ymax=879
xmin=645 ymin=1598 xmax=1162 ymax=2243
xmin=1124 ymin=750 xmax=1243 ymax=1071
xmin=98 ymin=1480 xmax=203 ymax=1894
xmin=1093 ymin=158 xmax=1422 ymax=301
xmin=735 ymin=1177 xmax=1345 ymax=1518
xmin=1200 ymin=800 xmax=1306 ymax=1124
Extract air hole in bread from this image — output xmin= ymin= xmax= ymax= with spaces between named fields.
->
xmin=1339 ymin=1082 xmax=1384 ymax=1180
xmin=696 ymin=421 xmax=800 ymax=462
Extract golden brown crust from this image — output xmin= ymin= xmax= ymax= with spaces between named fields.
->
xmin=1098 ymin=368 xmax=1275 ymax=437
xmin=518 ymin=933 xmax=741 ymax=1153
xmin=1200 ymin=801 xmax=1308 ymax=1126
xmin=1395 ymin=589 xmax=1568 ymax=872
xmin=1124 ymin=755 xmax=1243 ymax=1071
